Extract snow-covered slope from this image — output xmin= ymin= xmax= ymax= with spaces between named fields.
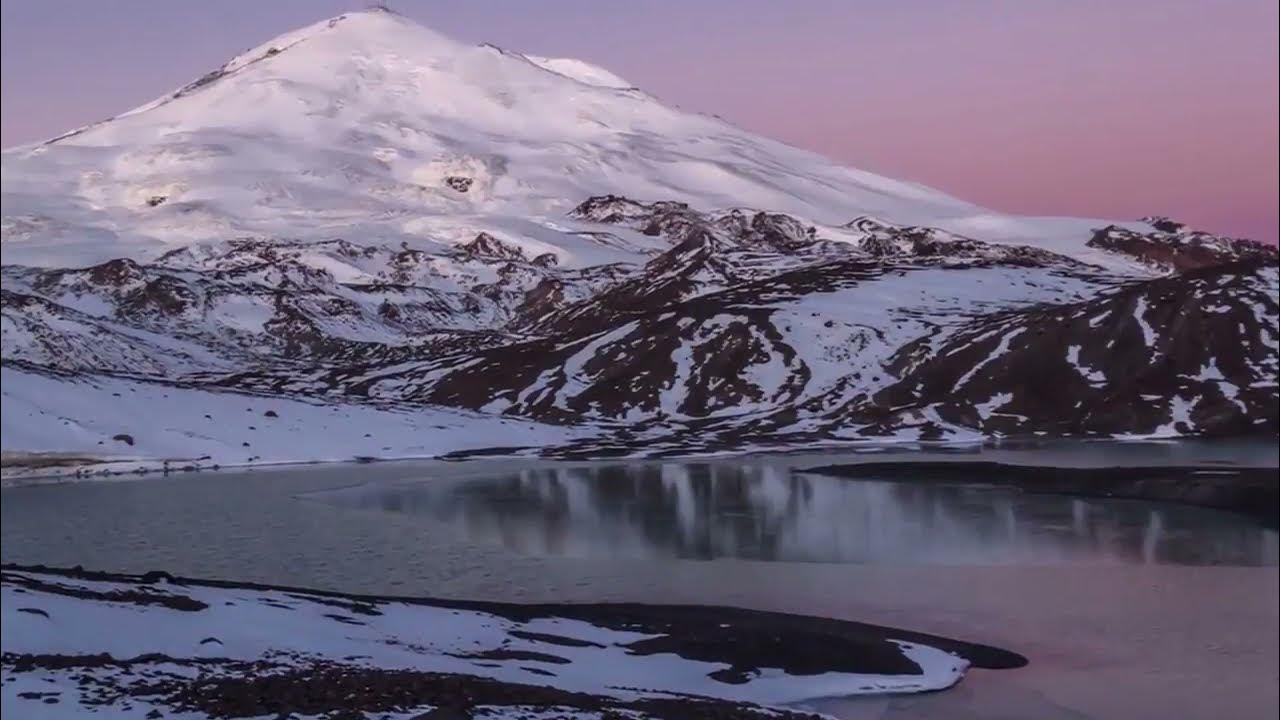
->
xmin=3 ymin=566 xmax=998 ymax=718
xmin=523 ymin=53 xmax=635 ymax=89
xmin=2 ymin=8 xmax=1146 ymax=270
xmin=2 ymin=9 xmax=1275 ymax=472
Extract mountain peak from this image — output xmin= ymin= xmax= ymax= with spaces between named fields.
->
xmin=3 ymin=10 xmax=1167 ymax=273
xmin=2 ymin=9 xmax=1275 ymax=467
xmin=38 ymin=7 xmax=653 ymax=149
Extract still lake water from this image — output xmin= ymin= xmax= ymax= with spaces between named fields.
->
xmin=2 ymin=446 xmax=1276 ymax=589
xmin=4 ymin=445 xmax=1275 ymax=719
xmin=311 ymin=463 xmax=1276 ymax=566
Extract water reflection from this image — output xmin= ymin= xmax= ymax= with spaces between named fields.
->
xmin=315 ymin=464 xmax=1279 ymax=566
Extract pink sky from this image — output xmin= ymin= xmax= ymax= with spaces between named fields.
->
xmin=2 ymin=0 xmax=1276 ymax=242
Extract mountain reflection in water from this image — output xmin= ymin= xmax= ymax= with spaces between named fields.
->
xmin=317 ymin=464 xmax=1278 ymax=566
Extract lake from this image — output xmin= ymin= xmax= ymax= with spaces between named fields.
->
xmin=310 ymin=463 xmax=1277 ymax=566
xmin=3 ymin=447 xmax=1277 ymax=582
xmin=2 ymin=444 xmax=1277 ymax=718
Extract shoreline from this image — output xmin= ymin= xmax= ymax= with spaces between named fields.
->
xmin=1 ymin=563 xmax=1024 ymax=670
xmin=6 ymin=445 xmax=1276 ymax=537
xmin=4 ymin=434 xmax=1275 ymax=484
xmin=2 ymin=564 xmax=1022 ymax=719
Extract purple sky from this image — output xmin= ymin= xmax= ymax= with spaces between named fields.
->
xmin=3 ymin=0 xmax=1276 ymax=242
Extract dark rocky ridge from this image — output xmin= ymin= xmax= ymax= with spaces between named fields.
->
xmin=1089 ymin=217 xmax=1277 ymax=272
xmin=875 ymin=259 xmax=1279 ymax=438
xmin=3 ymin=195 xmax=1276 ymax=454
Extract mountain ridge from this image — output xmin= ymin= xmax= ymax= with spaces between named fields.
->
xmin=2 ymin=10 xmax=1275 ymax=473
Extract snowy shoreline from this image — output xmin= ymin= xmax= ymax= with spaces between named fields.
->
xmin=1 ymin=565 xmax=1023 ymax=719
xmin=8 ymin=362 xmax=1263 ymax=485
xmin=0 ymin=364 xmax=587 ymax=483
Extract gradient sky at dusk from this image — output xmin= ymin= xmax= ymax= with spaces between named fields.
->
xmin=3 ymin=0 xmax=1276 ymax=242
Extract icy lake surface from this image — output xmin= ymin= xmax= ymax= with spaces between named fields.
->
xmin=2 ymin=443 xmax=1276 ymax=584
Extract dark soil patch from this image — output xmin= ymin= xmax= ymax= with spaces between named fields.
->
xmin=136 ymin=662 xmax=826 ymax=719
xmin=509 ymin=630 xmax=606 ymax=648
xmin=452 ymin=648 xmax=572 ymax=664
xmin=1 ymin=571 xmax=207 ymax=611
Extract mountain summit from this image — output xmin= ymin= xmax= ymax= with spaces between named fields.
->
xmin=6 ymin=9 xmax=1130 ymax=268
xmin=2 ymin=11 xmax=1275 ymax=471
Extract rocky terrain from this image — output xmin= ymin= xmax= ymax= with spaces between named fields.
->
xmin=2 ymin=9 xmax=1276 ymax=472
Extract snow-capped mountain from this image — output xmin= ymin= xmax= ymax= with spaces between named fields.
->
xmin=2 ymin=9 xmax=1275 ymax=470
